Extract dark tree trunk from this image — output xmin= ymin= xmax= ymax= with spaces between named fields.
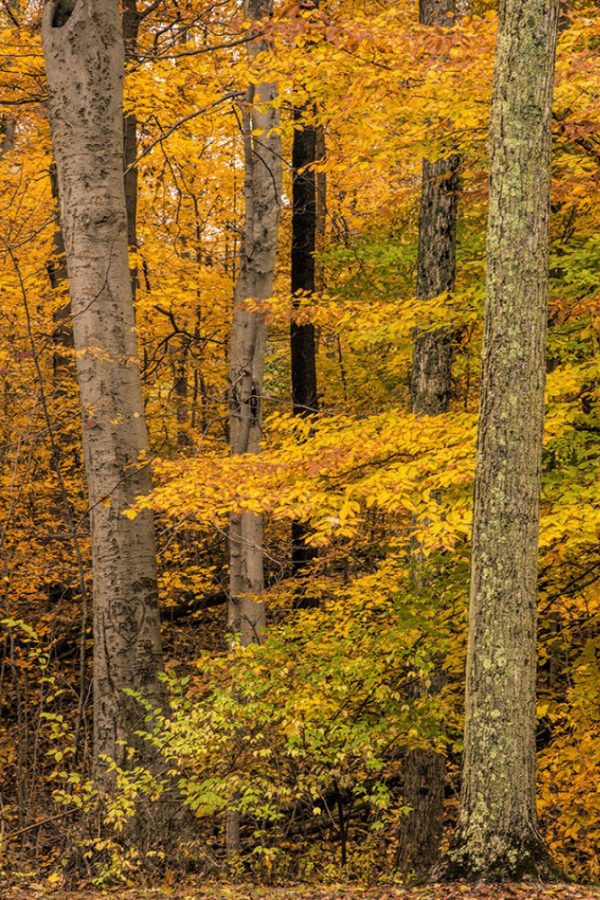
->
xmin=48 ymin=163 xmax=73 ymax=380
xmin=123 ymin=0 xmax=139 ymax=293
xmin=398 ymin=0 xmax=460 ymax=880
xmin=291 ymin=111 xmax=318 ymax=418
xmin=290 ymin=106 xmax=319 ymax=583
xmin=410 ymin=155 xmax=460 ymax=415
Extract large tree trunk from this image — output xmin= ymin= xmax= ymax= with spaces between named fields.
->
xmin=290 ymin=107 xmax=319 ymax=584
xmin=443 ymin=0 xmax=560 ymax=881
xmin=398 ymin=0 xmax=460 ymax=879
xmin=42 ymin=0 xmax=166 ymax=785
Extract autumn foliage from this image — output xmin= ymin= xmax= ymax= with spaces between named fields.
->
xmin=0 ymin=0 xmax=598 ymax=889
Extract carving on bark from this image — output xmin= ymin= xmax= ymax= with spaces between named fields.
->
xmin=41 ymin=0 xmax=166 ymax=789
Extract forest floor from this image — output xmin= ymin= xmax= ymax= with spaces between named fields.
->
xmin=2 ymin=882 xmax=599 ymax=899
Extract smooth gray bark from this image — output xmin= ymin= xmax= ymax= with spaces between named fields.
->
xmin=228 ymin=0 xmax=281 ymax=648
xmin=42 ymin=0 xmax=166 ymax=785
xmin=226 ymin=0 xmax=281 ymax=858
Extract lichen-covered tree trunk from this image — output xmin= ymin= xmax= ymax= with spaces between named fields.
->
xmin=444 ymin=0 xmax=560 ymax=881
xmin=228 ymin=0 xmax=281 ymax=649
xmin=42 ymin=0 xmax=166 ymax=784
xmin=398 ymin=0 xmax=460 ymax=878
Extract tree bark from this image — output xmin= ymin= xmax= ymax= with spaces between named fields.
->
xmin=442 ymin=0 xmax=561 ymax=881
xmin=122 ymin=0 xmax=139 ymax=292
xmin=398 ymin=0 xmax=459 ymax=879
xmin=291 ymin=111 xmax=318 ymax=421
xmin=228 ymin=0 xmax=281 ymax=649
xmin=290 ymin=106 xmax=319 ymax=584
xmin=48 ymin=164 xmax=73 ymax=380
xmin=42 ymin=0 xmax=166 ymax=785
xmin=410 ymin=0 xmax=459 ymax=415
xmin=410 ymin=154 xmax=460 ymax=414
xmin=226 ymin=0 xmax=281 ymax=857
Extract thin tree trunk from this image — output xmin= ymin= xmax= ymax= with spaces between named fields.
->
xmin=0 ymin=116 xmax=15 ymax=155
xmin=226 ymin=0 xmax=281 ymax=857
xmin=42 ymin=0 xmax=166 ymax=786
xmin=410 ymin=153 xmax=460 ymax=413
xmin=315 ymin=127 xmax=327 ymax=293
xmin=228 ymin=0 xmax=281 ymax=648
xmin=122 ymin=0 xmax=139 ymax=293
xmin=48 ymin=164 xmax=73 ymax=380
xmin=290 ymin=106 xmax=319 ymax=585
xmin=398 ymin=0 xmax=460 ymax=878
xmin=410 ymin=0 xmax=459 ymax=414
xmin=442 ymin=0 xmax=560 ymax=881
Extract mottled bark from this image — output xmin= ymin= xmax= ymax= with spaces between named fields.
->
xmin=411 ymin=155 xmax=460 ymax=415
xmin=419 ymin=0 xmax=455 ymax=22
xmin=401 ymin=153 xmax=460 ymax=878
xmin=397 ymin=677 xmax=446 ymax=878
xmin=443 ymin=0 xmax=560 ymax=881
xmin=226 ymin=0 xmax=281 ymax=857
xmin=42 ymin=0 xmax=166 ymax=784
xmin=398 ymin=0 xmax=459 ymax=878
xmin=228 ymin=0 xmax=281 ymax=651
xmin=410 ymin=0 xmax=459 ymax=415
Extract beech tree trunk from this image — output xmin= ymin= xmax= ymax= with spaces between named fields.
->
xmin=444 ymin=0 xmax=560 ymax=881
xmin=226 ymin=0 xmax=281 ymax=856
xmin=290 ymin=107 xmax=319 ymax=583
xmin=228 ymin=0 xmax=281 ymax=649
xmin=398 ymin=0 xmax=459 ymax=878
xmin=42 ymin=0 xmax=166 ymax=784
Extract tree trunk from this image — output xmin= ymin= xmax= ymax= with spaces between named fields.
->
xmin=410 ymin=0 xmax=459 ymax=415
xmin=122 ymin=0 xmax=139 ymax=292
xmin=290 ymin=106 xmax=319 ymax=584
xmin=48 ymin=164 xmax=73 ymax=380
xmin=398 ymin=0 xmax=460 ymax=879
xmin=226 ymin=0 xmax=281 ymax=857
xmin=41 ymin=0 xmax=166 ymax=785
xmin=228 ymin=0 xmax=281 ymax=648
xmin=442 ymin=0 xmax=560 ymax=881
xmin=410 ymin=154 xmax=460 ymax=413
